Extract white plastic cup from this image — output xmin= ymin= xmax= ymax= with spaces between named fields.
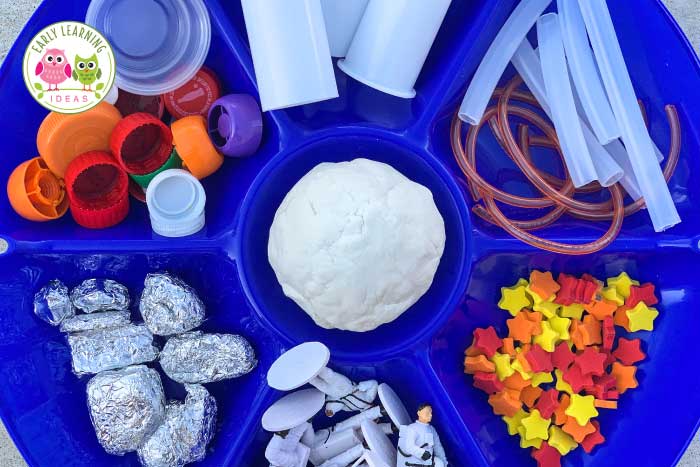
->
xmin=146 ymin=169 xmax=206 ymax=237
xmin=241 ymin=0 xmax=338 ymax=112
xmin=338 ymin=0 xmax=452 ymax=98
xmin=321 ymin=0 xmax=369 ymax=58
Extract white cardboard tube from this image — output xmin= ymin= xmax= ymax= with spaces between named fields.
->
xmin=458 ymin=0 xmax=552 ymax=124
xmin=321 ymin=0 xmax=369 ymax=58
xmin=338 ymin=0 xmax=452 ymax=98
xmin=578 ymin=0 xmax=680 ymax=231
xmin=558 ymin=0 xmax=620 ymax=145
xmin=537 ymin=14 xmax=598 ymax=187
xmin=241 ymin=0 xmax=338 ymax=111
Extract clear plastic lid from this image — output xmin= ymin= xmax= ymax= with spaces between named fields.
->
xmin=86 ymin=0 xmax=211 ymax=96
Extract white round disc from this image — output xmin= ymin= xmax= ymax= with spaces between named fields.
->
xmin=361 ymin=420 xmax=396 ymax=466
xmin=267 ymin=342 xmax=331 ymax=391
xmin=262 ymin=388 xmax=325 ymax=432
xmin=378 ymin=383 xmax=411 ymax=428
xmin=365 ymin=450 xmax=391 ymax=467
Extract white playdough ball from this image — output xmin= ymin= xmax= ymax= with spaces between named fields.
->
xmin=268 ymin=158 xmax=446 ymax=332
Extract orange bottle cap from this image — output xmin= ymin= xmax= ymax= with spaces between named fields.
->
xmin=171 ymin=115 xmax=223 ymax=180
xmin=7 ymin=157 xmax=69 ymax=221
xmin=36 ymin=102 xmax=122 ymax=178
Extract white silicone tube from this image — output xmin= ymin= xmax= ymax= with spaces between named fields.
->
xmin=321 ymin=0 xmax=369 ymax=57
xmin=537 ymin=14 xmax=597 ymax=187
xmin=558 ymin=0 xmax=619 ymax=145
xmin=458 ymin=0 xmax=552 ymax=124
xmin=241 ymin=0 xmax=338 ymax=112
xmin=511 ymin=40 xmax=625 ymax=188
xmin=338 ymin=0 xmax=452 ymax=98
xmin=578 ymin=0 xmax=680 ymax=231
xmin=604 ymin=140 xmax=643 ymax=201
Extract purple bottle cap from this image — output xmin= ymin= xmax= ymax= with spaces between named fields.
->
xmin=207 ymin=94 xmax=263 ymax=158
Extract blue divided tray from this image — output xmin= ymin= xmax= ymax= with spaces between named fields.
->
xmin=0 ymin=0 xmax=699 ymax=466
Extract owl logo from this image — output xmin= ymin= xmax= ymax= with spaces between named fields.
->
xmin=34 ymin=48 xmax=71 ymax=91
xmin=72 ymin=53 xmax=102 ymax=91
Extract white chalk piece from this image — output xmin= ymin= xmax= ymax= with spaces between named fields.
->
xmin=361 ymin=420 xmax=397 ymax=466
xmin=267 ymin=342 xmax=331 ymax=391
xmin=262 ymin=388 xmax=326 ymax=432
xmin=378 ymin=383 xmax=410 ymax=428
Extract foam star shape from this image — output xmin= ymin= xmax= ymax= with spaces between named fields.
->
xmin=562 ymin=416 xmax=596 ymax=443
xmin=488 ymin=391 xmax=521 ymax=417
xmin=581 ymin=421 xmax=605 ymax=453
xmin=521 ymin=409 xmax=551 ymax=440
xmin=554 ymin=369 xmax=573 ymax=395
xmin=612 ymin=337 xmax=646 ymax=365
xmin=492 ymin=352 xmax=515 ymax=381
xmin=548 ymin=426 xmax=578 ymax=455
xmin=473 ymin=326 xmax=503 ymax=357
xmin=601 ymin=286 xmax=624 ymax=306
xmin=575 ymin=347 xmax=607 ymax=376
xmin=626 ymin=302 xmax=659 ymax=332
xmin=529 ymin=270 xmax=561 ymax=301
xmin=534 ymin=300 xmax=560 ymax=319
xmin=547 ymin=315 xmax=571 ymax=341
xmin=518 ymin=426 xmax=543 ymax=449
xmin=585 ymin=299 xmax=617 ymax=321
xmin=565 ymin=394 xmax=599 ymax=426
xmin=507 ymin=311 xmax=536 ymax=343
xmin=531 ymin=372 xmax=554 ymax=387
xmin=531 ymin=442 xmax=562 ymax=467
xmin=499 ymin=284 xmax=532 ymax=317
xmin=611 ymin=362 xmax=639 ymax=394
xmin=607 ymin=272 xmax=639 ymax=298
xmin=559 ymin=303 xmax=585 ymax=320
xmin=533 ymin=321 xmax=559 ymax=352
xmin=502 ymin=409 xmax=528 ymax=435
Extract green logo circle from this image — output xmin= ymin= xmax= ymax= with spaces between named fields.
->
xmin=23 ymin=21 xmax=116 ymax=114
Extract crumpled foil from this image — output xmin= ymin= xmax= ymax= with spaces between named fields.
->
xmin=70 ymin=278 xmax=130 ymax=313
xmin=87 ymin=365 xmax=166 ymax=455
xmin=68 ymin=324 xmax=159 ymax=375
xmin=33 ymin=279 xmax=75 ymax=325
xmin=59 ymin=310 xmax=131 ymax=333
xmin=159 ymin=331 xmax=257 ymax=384
xmin=137 ymin=384 xmax=218 ymax=467
xmin=139 ymin=273 xmax=205 ymax=336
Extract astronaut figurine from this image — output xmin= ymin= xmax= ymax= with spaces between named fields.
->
xmin=310 ymin=367 xmax=379 ymax=417
xmin=396 ymin=403 xmax=448 ymax=467
xmin=265 ymin=421 xmax=315 ymax=467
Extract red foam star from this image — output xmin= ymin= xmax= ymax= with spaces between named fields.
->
xmin=551 ymin=342 xmax=575 ymax=371
xmin=535 ymin=388 xmax=559 ymax=419
xmin=626 ymin=283 xmax=658 ymax=308
xmin=576 ymin=347 xmax=607 ymax=377
xmin=473 ymin=372 xmax=505 ymax=394
xmin=602 ymin=316 xmax=615 ymax=351
xmin=581 ymin=421 xmax=606 ymax=453
xmin=526 ymin=344 xmax=554 ymax=373
xmin=532 ymin=442 xmax=562 ymax=467
xmin=473 ymin=326 xmax=502 ymax=358
xmin=612 ymin=338 xmax=646 ymax=366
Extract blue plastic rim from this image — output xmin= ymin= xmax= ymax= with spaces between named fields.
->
xmin=0 ymin=0 xmax=699 ymax=466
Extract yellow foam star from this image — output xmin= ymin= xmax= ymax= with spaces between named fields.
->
xmin=533 ymin=300 xmax=560 ymax=319
xmin=502 ymin=409 xmax=528 ymax=436
xmin=548 ymin=426 xmax=578 ymax=455
xmin=511 ymin=358 xmax=533 ymax=380
xmin=518 ymin=426 xmax=543 ymax=449
xmin=555 ymin=369 xmax=573 ymax=395
xmin=492 ymin=352 xmax=515 ymax=381
xmin=601 ymin=286 xmax=624 ymax=306
xmin=607 ymin=272 xmax=639 ymax=298
xmin=559 ymin=303 xmax=585 ymax=320
xmin=526 ymin=284 xmax=555 ymax=305
xmin=531 ymin=372 xmax=554 ymax=387
xmin=533 ymin=321 xmax=558 ymax=352
xmin=626 ymin=302 xmax=659 ymax=332
xmin=565 ymin=394 xmax=599 ymax=426
xmin=498 ymin=283 xmax=532 ymax=317
xmin=521 ymin=409 xmax=551 ymax=440
xmin=548 ymin=315 xmax=571 ymax=341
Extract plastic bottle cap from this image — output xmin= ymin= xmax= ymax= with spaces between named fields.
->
xmin=146 ymin=169 xmax=206 ymax=237
xmin=207 ymin=94 xmax=263 ymax=158
xmin=64 ymin=151 xmax=129 ymax=229
xmin=129 ymin=178 xmax=147 ymax=203
xmin=171 ymin=115 xmax=223 ymax=179
xmin=104 ymin=85 xmax=119 ymax=105
xmin=115 ymin=89 xmax=165 ymax=118
xmin=85 ymin=0 xmax=211 ymax=96
xmin=163 ymin=67 xmax=221 ymax=119
xmin=36 ymin=102 xmax=123 ymax=178
xmin=110 ymin=113 xmax=173 ymax=175
xmin=7 ymin=157 xmax=69 ymax=221
xmin=129 ymin=148 xmax=183 ymax=188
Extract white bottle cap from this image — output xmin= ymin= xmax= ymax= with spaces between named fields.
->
xmin=104 ymin=84 xmax=119 ymax=105
xmin=146 ymin=169 xmax=206 ymax=237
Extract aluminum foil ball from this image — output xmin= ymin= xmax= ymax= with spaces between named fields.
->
xmin=70 ymin=278 xmax=130 ymax=313
xmin=139 ymin=273 xmax=206 ymax=336
xmin=33 ymin=279 xmax=75 ymax=325
xmin=268 ymin=158 xmax=446 ymax=332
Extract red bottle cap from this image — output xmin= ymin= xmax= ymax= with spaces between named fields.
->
xmin=163 ymin=67 xmax=221 ymax=119
xmin=115 ymin=90 xmax=165 ymax=119
xmin=64 ymin=151 xmax=129 ymax=229
xmin=110 ymin=113 xmax=173 ymax=175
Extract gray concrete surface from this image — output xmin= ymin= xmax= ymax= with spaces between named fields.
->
xmin=0 ymin=1 xmax=699 ymax=466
